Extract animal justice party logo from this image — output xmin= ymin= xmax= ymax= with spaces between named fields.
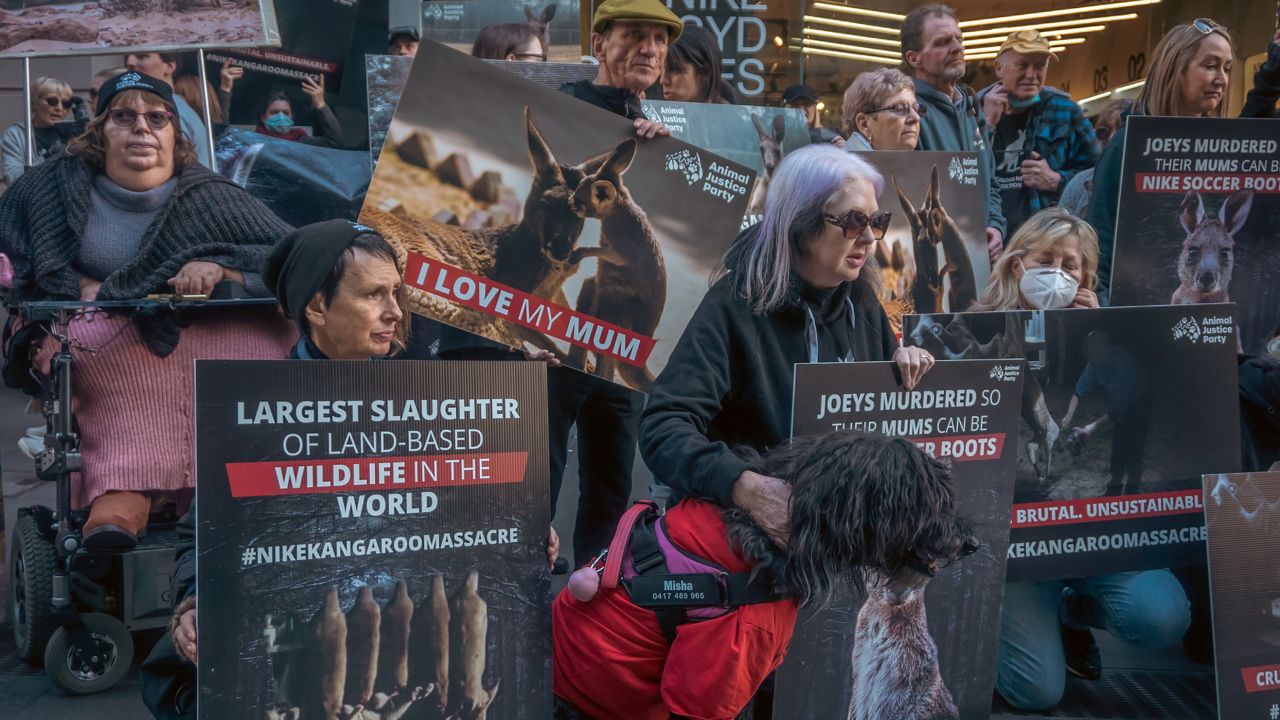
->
xmin=1171 ymin=315 xmax=1233 ymax=344
xmin=664 ymin=150 xmax=749 ymax=205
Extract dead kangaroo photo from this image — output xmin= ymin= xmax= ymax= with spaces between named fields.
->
xmin=361 ymin=41 xmax=750 ymax=392
xmin=261 ymin=573 xmax=502 ymax=720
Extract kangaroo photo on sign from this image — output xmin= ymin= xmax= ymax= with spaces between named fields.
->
xmin=1203 ymin=471 xmax=1280 ymax=720
xmin=0 ymin=0 xmax=280 ymax=57
xmin=422 ymin=0 xmax=580 ymax=62
xmin=859 ymin=151 xmax=991 ymax=335
xmin=195 ymin=360 xmax=552 ymax=719
xmin=774 ymin=360 xmax=1021 ymax=720
xmin=903 ymin=305 xmax=1240 ymax=582
xmin=638 ymin=101 xmax=809 ymax=221
xmin=1109 ymin=116 xmax=1280 ymax=354
xmin=360 ymin=40 xmax=754 ymax=393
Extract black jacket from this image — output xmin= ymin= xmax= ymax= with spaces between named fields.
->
xmin=1240 ymin=354 xmax=1280 ymax=472
xmin=559 ymin=79 xmax=648 ymax=119
xmin=639 ymin=230 xmax=897 ymax=507
xmin=1242 ymin=39 xmax=1280 ymax=120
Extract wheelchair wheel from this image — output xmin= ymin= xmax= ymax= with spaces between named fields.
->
xmin=9 ymin=513 xmax=58 ymax=661
xmin=44 ymin=612 xmax=134 ymax=695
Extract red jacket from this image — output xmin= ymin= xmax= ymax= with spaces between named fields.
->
xmin=552 ymin=500 xmax=799 ymax=720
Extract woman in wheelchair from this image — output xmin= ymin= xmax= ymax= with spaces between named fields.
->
xmin=0 ymin=70 xmax=295 ymax=550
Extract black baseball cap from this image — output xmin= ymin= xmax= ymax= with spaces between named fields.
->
xmin=95 ymin=70 xmax=175 ymax=116
xmin=782 ymin=84 xmax=819 ymax=105
xmin=389 ymin=26 xmax=421 ymax=43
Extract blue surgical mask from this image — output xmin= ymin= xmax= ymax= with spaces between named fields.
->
xmin=1008 ymin=93 xmax=1042 ymax=110
xmin=265 ymin=112 xmax=293 ymax=132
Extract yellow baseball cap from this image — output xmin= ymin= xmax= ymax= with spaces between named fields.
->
xmin=999 ymin=29 xmax=1058 ymax=59
xmin=592 ymin=0 xmax=684 ymax=41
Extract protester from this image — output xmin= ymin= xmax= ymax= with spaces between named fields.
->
xmin=1059 ymin=98 xmax=1132 ymax=219
xmin=661 ymin=22 xmax=740 ymax=103
xmin=388 ymin=26 xmax=420 ymax=58
xmin=124 ymin=53 xmax=212 ymax=167
xmin=783 ymin=83 xmax=841 ymax=144
xmin=0 ymin=71 xmax=294 ymax=550
xmin=640 ymin=143 xmax=934 ymax=560
xmin=253 ymin=80 xmax=345 ymax=147
xmin=900 ymin=3 xmax=1006 ymax=263
xmin=1 ymin=76 xmax=77 ymax=187
xmin=472 ymin=22 xmax=547 ymax=61
xmin=1240 ymin=325 xmax=1280 ymax=472
xmin=142 ymin=221 xmax=560 ymax=719
xmin=978 ymin=30 xmax=1099 ymax=238
xmin=215 ymin=61 xmax=242 ymax=124
xmin=1089 ymin=19 xmax=1237 ymax=304
xmin=971 ymin=207 xmax=1099 ymax=311
xmin=1242 ymin=29 xmax=1280 ymax=118
xmin=839 ymin=67 xmax=921 ymax=151
xmin=964 ymin=208 xmax=1190 ymax=711
xmin=88 ymin=66 xmax=127 ymax=112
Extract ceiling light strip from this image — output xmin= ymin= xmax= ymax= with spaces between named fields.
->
xmin=802 ymin=27 xmax=902 ymax=47
xmin=811 ymin=3 xmax=905 ymax=21
xmin=800 ymin=38 xmax=901 ymax=57
xmin=802 ymin=13 xmax=899 ymax=36
xmin=801 ymin=47 xmax=900 ymax=65
xmin=957 ymin=0 xmax=1161 ymax=28
xmin=962 ymin=27 xmax=1107 ymax=48
xmin=962 ymin=14 xmax=1140 ymax=38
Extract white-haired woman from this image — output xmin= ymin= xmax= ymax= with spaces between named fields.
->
xmin=1 ymin=76 xmax=80 ymax=187
xmin=640 ymin=143 xmax=934 ymax=545
xmin=840 ymin=67 xmax=922 ymax=151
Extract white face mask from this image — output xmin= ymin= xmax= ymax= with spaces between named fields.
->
xmin=1018 ymin=260 xmax=1079 ymax=310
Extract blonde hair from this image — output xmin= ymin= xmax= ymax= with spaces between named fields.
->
xmin=841 ymin=68 xmax=915 ymax=138
xmin=971 ymin=207 xmax=1099 ymax=311
xmin=1139 ymin=20 xmax=1236 ymax=118
xmin=32 ymin=76 xmax=72 ymax=108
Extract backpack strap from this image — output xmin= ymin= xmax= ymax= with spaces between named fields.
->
xmin=601 ymin=500 xmax=657 ymax=590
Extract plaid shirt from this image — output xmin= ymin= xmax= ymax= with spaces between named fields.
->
xmin=978 ymin=85 xmax=1100 ymax=214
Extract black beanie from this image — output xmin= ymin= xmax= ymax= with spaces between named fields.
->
xmin=262 ymin=219 xmax=382 ymax=327
xmin=95 ymin=70 xmax=176 ymax=116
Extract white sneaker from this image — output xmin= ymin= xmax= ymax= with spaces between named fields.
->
xmin=18 ymin=435 xmax=43 ymax=460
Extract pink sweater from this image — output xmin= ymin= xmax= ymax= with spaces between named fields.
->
xmin=36 ymin=308 xmax=296 ymax=509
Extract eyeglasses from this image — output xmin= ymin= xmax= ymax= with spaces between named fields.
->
xmin=863 ymin=102 xmax=926 ymax=118
xmin=107 ymin=108 xmax=173 ymax=130
xmin=43 ymin=97 xmax=72 ymax=109
xmin=823 ymin=209 xmax=892 ymax=240
xmin=511 ymin=52 xmax=547 ymax=61
xmin=1192 ymin=18 xmax=1220 ymax=34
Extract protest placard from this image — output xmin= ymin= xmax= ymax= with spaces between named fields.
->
xmin=195 ymin=360 xmax=551 ymax=719
xmin=773 ymin=359 xmax=1021 ymax=720
xmin=904 ymin=305 xmax=1240 ymax=581
xmin=1203 ymin=471 xmax=1280 ymax=720
xmin=360 ymin=40 xmax=753 ymax=393
xmin=864 ymin=151 xmax=990 ymax=335
xmin=0 ymin=0 xmax=279 ymax=57
xmin=423 ymin=0 xmax=580 ymax=61
xmin=1109 ymin=116 xmax=1280 ymax=354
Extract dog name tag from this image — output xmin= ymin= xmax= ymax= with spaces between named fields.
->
xmin=625 ymin=574 xmax=722 ymax=608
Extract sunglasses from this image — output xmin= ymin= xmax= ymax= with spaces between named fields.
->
xmin=43 ymin=97 xmax=72 ymax=109
xmin=823 ymin=209 xmax=892 ymax=240
xmin=864 ymin=102 xmax=926 ymax=118
xmin=108 ymin=108 xmax=173 ymax=130
xmin=1192 ymin=18 xmax=1221 ymax=34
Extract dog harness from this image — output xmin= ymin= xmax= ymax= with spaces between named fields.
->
xmin=598 ymin=501 xmax=785 ymax=643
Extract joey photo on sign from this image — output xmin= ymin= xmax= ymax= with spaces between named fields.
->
xmin=774 ymin=360 xmax=1020 ymax=720
xmin=195 ymin=361 xmax=551 ymax=719
xmin=360 ymin=40 xmax=752 ymax=393
xmin=856 ymin=151 xmax=990 ymax=335
xmin=903 ymin=305 xmax=1239 ymax=581
xmin=422 ymin=0 xmax=580 ymax=62
xmin=0 ymin=0 xmax=278 ymax=56
xmin=1109 ymin=116 xmax=1280 ymax=354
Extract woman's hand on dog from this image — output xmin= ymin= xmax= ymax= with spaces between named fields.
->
xmin=732 ymin=470 xmax=792 ymax=548
xmin=893 ymin=346 xmax=936 ymax=391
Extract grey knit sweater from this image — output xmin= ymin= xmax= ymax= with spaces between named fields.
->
xmin=0 ymin=155 xmax=291 ymax=353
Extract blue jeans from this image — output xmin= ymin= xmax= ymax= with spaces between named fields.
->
xmin=995 ymin=570 xmax=1191 ymax=711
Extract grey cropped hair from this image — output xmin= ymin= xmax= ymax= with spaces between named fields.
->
xmin=736 ymin=144 xmax=884 ymax=314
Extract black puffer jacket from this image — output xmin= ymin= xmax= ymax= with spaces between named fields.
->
xmin=1240 ymin=354 xmax=1280 ymax=472
xmin=639 ymin=225 xmax=898 ymax=508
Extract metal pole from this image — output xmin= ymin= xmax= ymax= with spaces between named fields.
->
xmin=196 ymin=49 xmax=217 ymax=166
xmin=23 ymin=57 xmax=34 ymax=167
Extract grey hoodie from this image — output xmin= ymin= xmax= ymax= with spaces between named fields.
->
xmin=912 ymin=77 xmax=1006 ymax=238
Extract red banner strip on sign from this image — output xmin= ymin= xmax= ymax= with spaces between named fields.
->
xmin=1011 ymin=489 xmax=1204 ymax=529
xmin=906 ymin=433 xmax=1007 ymax=463
xmin=1242 ymin=663 xmax=1280 ymax=693
xmin=225 ymin=452 xmax=528 ymax=498
xmin=403 ymin=252 xmax=656 ymax=368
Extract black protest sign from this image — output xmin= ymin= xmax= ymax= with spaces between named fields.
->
xmin=423 ymin=0 xmax=581 ymax=62
xmin=773 ymin=360 xmax=1020 ymax=720
xmin=195 ymin=360 xmax=551 ymax=719
xmin=205 ymin=0 xmax=361 ymax=125
xmin=1109 ymin=116 xmax=1280 ymax=354
xmin=1203 ymin=471 xmax=1280 ymax=720
xmin=904 ymin=305 xmax=1240 ymax=582
xmin=360 ymin=40 xmax=753 ymax=394
xmin=864 ymin=151 xmax=991 ymax=335
xmin=0 ymin=1 xmax=278 ymax=57
xmin=638 ymin=100 xmax=807 ymax=218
